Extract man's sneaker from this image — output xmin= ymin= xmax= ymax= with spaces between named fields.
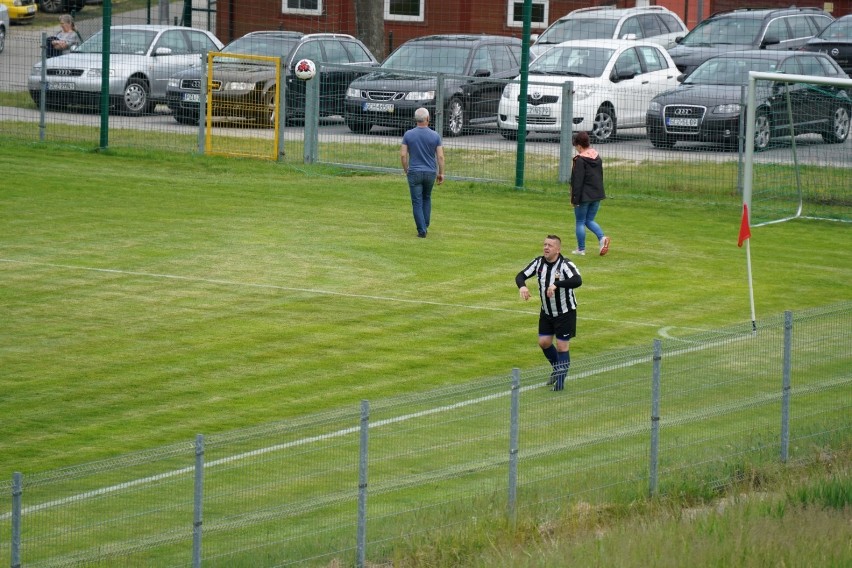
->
xmin=599 ymin=236 xmax=610 ymax=256
xmin=571 ymin=249 xmax=586 ymax=256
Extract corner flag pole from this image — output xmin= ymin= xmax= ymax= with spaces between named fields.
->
xmin=738 ymin=203 xmax=757 ymax=334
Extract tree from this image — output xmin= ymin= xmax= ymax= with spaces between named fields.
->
xmin=354 ymin=0 xmax=385 ymax=60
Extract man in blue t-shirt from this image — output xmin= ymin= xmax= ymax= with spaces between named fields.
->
xmin=400 ymin=108 xmax=445 ymax=238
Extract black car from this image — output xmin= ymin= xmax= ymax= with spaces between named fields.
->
xmin=800 ymin=15 xmax=852 ymax=76
xmin=667 ymin=7 xmax=834 ymax=76
xmin=343 ymin=34 xmax=521 ymax=136
xmin=166 ymin=31 xmax=379 ymax=126
xmin=646 ymin=50 xmax=851 ymax=150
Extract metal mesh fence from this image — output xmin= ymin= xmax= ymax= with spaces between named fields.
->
xmin=3 ymin=2 xmax=849 ymax=198
xmin=1 ymin=302 xmax=849 ymax=567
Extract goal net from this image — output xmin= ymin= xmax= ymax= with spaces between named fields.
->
xmin=743 ymin=71 xmax=852 ymax=227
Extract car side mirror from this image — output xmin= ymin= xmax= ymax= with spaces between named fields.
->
xmin=473 ymin=68 xmax=491 ymax=77
xmin=677 ymin=73 xmax=686 ymax=83
xmin=675 ymin=36 xmax=684 ymax=44
xmin=761 ymin=35 xmax=780 ymax=48
xmin=611 ymin=69 xmax=636 ymax=82
xmin=154 ymin=47 xmax=173 ymax=56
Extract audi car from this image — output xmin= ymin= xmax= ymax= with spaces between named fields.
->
xmin=646 ymin=50 xmax=851 ymax=150
xmin=28 ymin=25 xmax=223 ymax=115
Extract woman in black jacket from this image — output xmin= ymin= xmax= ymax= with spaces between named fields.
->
xmin=569 ymin=131 xmax=610 ymax=256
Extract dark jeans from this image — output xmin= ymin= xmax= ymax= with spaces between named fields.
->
xmin=407 ymin=171 xmax=435 ymax=235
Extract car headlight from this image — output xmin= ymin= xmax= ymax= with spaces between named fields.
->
xmin=502 ymin=84 xmax=514 ymax=99
xmin=168 ymin=78 xmax=180 ymax=88
xmin=223 ymin=82 xmax=254 ymax=92
xmin=648 ymin=101 xmax=661 ymax=113
xmin=573 ymin=85 xmax=596 ymax=101
xmin=404 ymin=91 xmax=435 ymax=101
xmin=713 ymin=103 xmax=741 ymax=114
xmin=346 ymin=87 xmax=362 ymax=98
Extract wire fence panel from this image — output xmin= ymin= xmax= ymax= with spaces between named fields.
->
xmin=1 ymin=303 xmax=848 ymax=567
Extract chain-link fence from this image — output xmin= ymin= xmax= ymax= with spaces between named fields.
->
xmin=1 ymin=302 xmax=849 ymax=567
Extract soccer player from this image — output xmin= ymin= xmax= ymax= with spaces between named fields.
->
xmin=515 ymin=235 xmax=582 ymax=391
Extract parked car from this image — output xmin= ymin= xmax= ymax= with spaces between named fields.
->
xmin=28 ymin=25 xmax=223 ymax=115
xmin=668 ymin=7 xmax=834 ymax=76
xmin=166 ymin=31 xmax=379 ymax=126
xmin=530 ymin=6 xmax=688 ymax=59
xmin=497 ymin=39 xmax=680 ymax=143
xmin=800 ymin=14 xmax=852 ymax=75
xmin=38 ymin=0 xmax=83 ymax=14
xmin=646 ymin=50 xmax=851 ymax=151
xmin=0 ymin=4 xmax=9 ymax=54
xmin=344 ymin=34 xmax=522 ymax=136
xmin=0 ymin=0 xmax=36 ymax=24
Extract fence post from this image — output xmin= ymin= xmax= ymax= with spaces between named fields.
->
xmin=192 ymin=434 xmax=205 ymax=568
xmin=303 ymin=68 xmax=320 ymax=164
xmin=558 ymin=81 xmax=574 ymax=183
xmin=11 ymin=472 xmax=22 ymax=568
xmin=649 ymin=340 xmax=661 ymax=497
xmin=780 ymin=310 xmax=793 ymax=463
xmin=435 ymin=74 xmax=445 ymax=137
xmin=508 ymin=368 xmax=520 ymax=524
xmin=356 ymin=400 xmax=370 ymax=568
xmin=198 ymin=53 xmax=208 ymax=154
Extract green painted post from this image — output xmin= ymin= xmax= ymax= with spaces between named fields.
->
xmin=513 ymin=0 xmax=533 ymax=189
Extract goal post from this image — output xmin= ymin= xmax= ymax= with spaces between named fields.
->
xmin=743 ymin=70 xmax=852 ymax=227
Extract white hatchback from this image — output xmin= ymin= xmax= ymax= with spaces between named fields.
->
xmin=497 ymin=39 xmax=680 ymax=142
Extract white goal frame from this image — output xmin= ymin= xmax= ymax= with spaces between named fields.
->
xmin=743 ymin=71 xmax=852 ymax=227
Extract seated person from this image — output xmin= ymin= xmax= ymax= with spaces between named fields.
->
xmin=46 ymin=15 xmax=81 ymax=58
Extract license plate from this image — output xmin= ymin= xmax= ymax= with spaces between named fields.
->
xmin=527 ymin=105 xmax=551 ymax=116
xmin=182 ymin=93 xmax=200 ymax=103
xmin=363 ymin=102 xmax=394 ymax=113
xmin=666 ymin=117 xmax=698 ymax=127
xmin=47 ymin=82 xmax=75 ymax=91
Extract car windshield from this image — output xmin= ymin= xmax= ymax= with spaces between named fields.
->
xmin=679 ymin=17 xmax=763 ymax=47
xmin=817 ymin=18 xmax=852 ymax=40
xmin=77 ymin=29 xmax=158 ymax=54
xmin=684 ymin=57 xmax=779 ymax=85
xmin=220 ymin=35 xmax=301 ymax=59
xmin=529 ymin=46 xmax=614 ymax=77
xmin=382 ymin=45 xmax=471 ymax=74
xmin=536 ymin=18 xmax=619 ymax=44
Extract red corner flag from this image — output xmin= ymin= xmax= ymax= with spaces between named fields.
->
xmin=738 ymin=203 xmax=751 ymax=247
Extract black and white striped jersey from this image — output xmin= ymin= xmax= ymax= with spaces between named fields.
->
xmin=515 ymin=255 xmax=582 ymax=317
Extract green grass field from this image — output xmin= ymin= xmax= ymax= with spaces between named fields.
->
xmin=2 ymin=137 xmax=850 ymax=478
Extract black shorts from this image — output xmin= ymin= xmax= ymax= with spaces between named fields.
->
xmin=538 ymin=310 xmax=576 ymax=341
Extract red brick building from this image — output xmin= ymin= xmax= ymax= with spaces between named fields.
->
xmin=215 ymin=1 xmax=850 ymax=58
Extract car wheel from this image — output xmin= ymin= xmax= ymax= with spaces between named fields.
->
xmin=591 ymin=105 xmax=616 ymax=142
xmin=445 ymin=97 xmax=465 ymax=137
xmin=119 ymin=78 xmax=151 ymax=116
xmin=255 ymin=88 xmax=276 ymax=126
xmin=345 ymin=116 xmax=373 ymax=134
xmin=821 ymin=105 xmax=850 ymax=144
xmin=754 ymin=110 xmax=771 ymax=151
xmin=38 ymin=0 xmax=64 ymax=13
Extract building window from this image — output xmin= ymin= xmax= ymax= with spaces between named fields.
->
xmin=506 ymin=0 xmax=548 ymax=29
xmin=385 ymin=0 xmax=424 ymax=22
xmin=283 ymin=0 xmax=322 ymax=16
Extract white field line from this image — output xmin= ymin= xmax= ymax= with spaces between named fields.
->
xmin=1 ymin=331 xmax=754 ymax=519
xmin=0 ymin=257 xmax=677 ymax=329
